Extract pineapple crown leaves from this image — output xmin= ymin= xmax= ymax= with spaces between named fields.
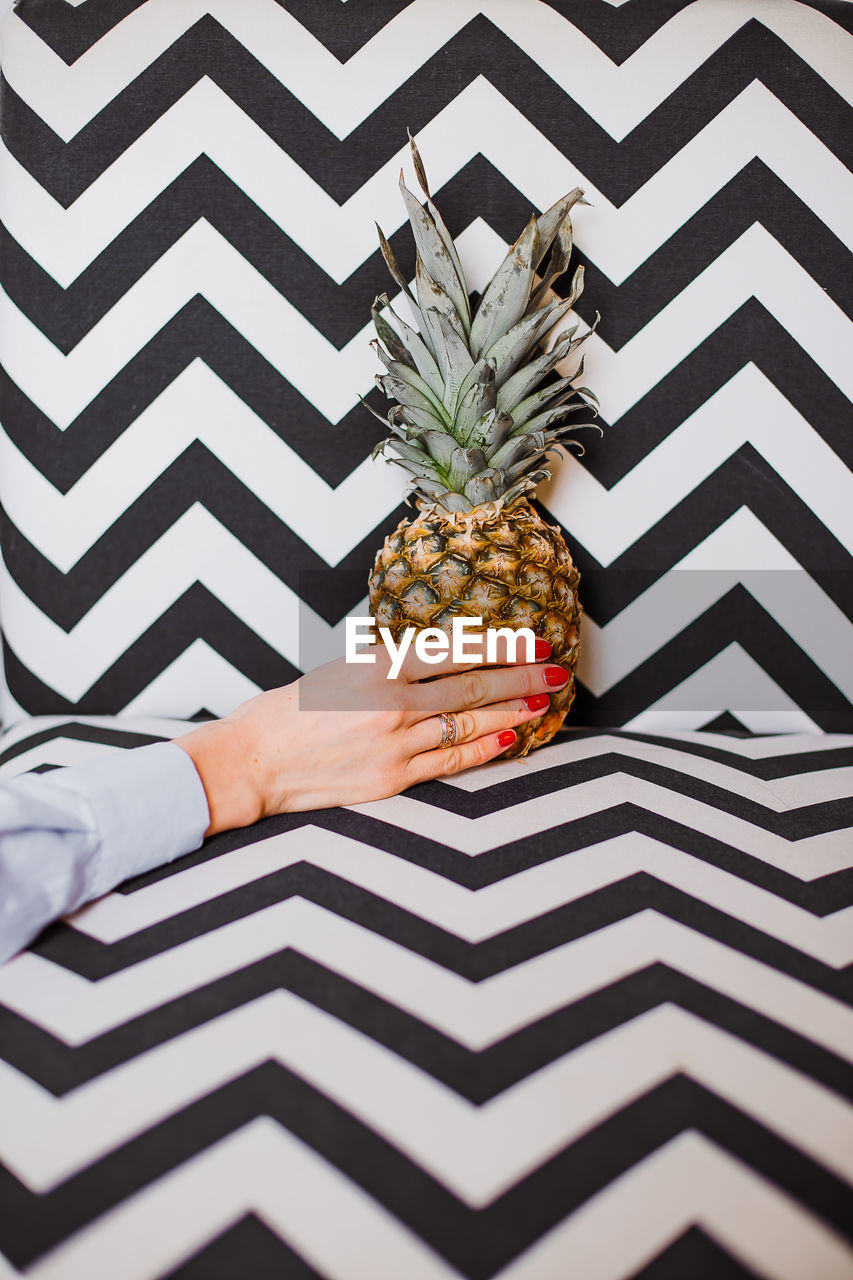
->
xmin=367 ymin=131 xmax=599 ymax=515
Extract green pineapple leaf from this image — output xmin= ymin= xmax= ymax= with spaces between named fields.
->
xmin=373 ymin=295 xmax=445 ymax=399
xmin=528 ymin=220 xmax=573 ymax=314
xmin=399 ymin=170 xmax=471 ymax=335
xmin=463 ymin=468 xmax=502 ymax=506
xmin=470 ymin=214 xmax=539 ymax=359
xmin=483 ymin=296 xmax=575 ymax=387
xmin=366 ymin=135 xmax=597 ymax=513
xmin=533 ymin=188 xmax=587 ymax=270
xmin=495 ymin=328 xmax=579 ymax=413
xmin=508 ymin=372 xmax=584 ymax=429
xmin=414 ymin=257 xmax=466 ymax=379
xmin=448 ymin=446 xmax=487 ymax=490
xmin=370 ymin=300 xmax=415 ymax=369
xmin=406 ymin=129 xmax=473 ymax=333
xmin=433 ymin=310 xmax=475 ymax=412
xmin=488 ymin=431 xmax=546 ymax=470
xmin=454 ymin=360 xmax=497 ymax=443
xmin=376 ymin=361 xmax=451 ymax=425
xmin=465 ymin=406 xmax=514 ymax=453
xmin=418 ymin=429 xmax=458 ymax=472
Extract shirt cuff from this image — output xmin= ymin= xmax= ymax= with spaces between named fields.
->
xmin=44 ymin=741 xmax=211 ymax=900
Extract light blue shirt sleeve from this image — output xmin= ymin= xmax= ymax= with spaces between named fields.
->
xmin=0 ymin=741 xmax=211 ymax=965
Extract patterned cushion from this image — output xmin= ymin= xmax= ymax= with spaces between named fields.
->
xmin=0 ymin=0 xmax=850 ymax=729
xmin=0 ymin=717 xmax=851 ymax=1276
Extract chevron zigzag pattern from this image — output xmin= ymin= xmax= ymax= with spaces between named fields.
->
xmin=0 ymin=717 xmax=850 ymax=1277
xmin=0 ymin=0 xmax=850 ymax=726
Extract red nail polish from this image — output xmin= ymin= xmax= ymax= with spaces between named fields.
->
xmin=524 ymin=693 xmax=550 ymax=712
xmin=534 ymin=638 xmax=552 ymax=660
xmin=498 ymin=730 xmax=516 ymax=748
xmin=544 ymin=665 xmax=568 ymax=687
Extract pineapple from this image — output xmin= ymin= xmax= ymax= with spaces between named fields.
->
xmin=365 ymin=133 xmax=599 ymax=756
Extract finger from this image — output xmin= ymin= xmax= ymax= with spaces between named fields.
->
xmin=410 ymin=662 xmax=570 ymax=719
xmin=404 ymin=728 xmax=519 ymax=786
xmin=409 ymin=693 xmax=550 ymax=754
xmin=395 ymin=628 xmax=551 ymax=683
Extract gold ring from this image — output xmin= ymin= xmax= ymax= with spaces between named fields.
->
xmin=439 ymin=712 xmax=458 ymax=749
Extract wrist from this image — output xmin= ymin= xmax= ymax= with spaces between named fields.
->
xmin=174 ymin=720 xmax=265 ymax=836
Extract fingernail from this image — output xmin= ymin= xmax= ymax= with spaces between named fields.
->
xmin=498 ymin=730 xmax=517 ymax=748
xmin=524 ymin=693 xmax=550 ymax=712
xmin=545 ymin=665 xmax=569 ymax=687
xmin=534 ymin=638 xmax=552 ymax=660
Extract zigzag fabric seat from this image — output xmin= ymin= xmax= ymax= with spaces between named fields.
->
xmin=0 ymin=2 xmax=851 ymax=1278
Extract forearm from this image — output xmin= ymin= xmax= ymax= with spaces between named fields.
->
xmin=0 ymin=742 xmax=210 ymax=964
xmin=174 ymin=719 xmax=265 ymax=836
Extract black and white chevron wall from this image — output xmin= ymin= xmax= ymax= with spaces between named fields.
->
xmin=0 ymin=716 xmax=851 ymax=1277
xmin=0 ymin=0 xmax=851 ymax=731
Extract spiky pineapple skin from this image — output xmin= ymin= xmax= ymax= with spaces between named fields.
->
xmin=369 ymin=499 xmax=580 ymax=757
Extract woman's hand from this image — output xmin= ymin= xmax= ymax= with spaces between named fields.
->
xmin=174 ymin=637 xmax=569 ymax=835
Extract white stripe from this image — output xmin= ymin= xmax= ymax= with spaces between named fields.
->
xmin=0 ymin=360 xmax=402 ymax=571
xmin=1 ymin=909 xmax=850 ymax=1058
xmin=1 ymin=506 xmax=849 ymax=710
xmin=1 ymin=78 xmax=850 ymax=289
xmin=1 ymin=221 xmax=849 ymax=443
xmin=26 ymin=1117 xmax=453 ymax=1280
xmin=2 ymin=1002 xmax=850 ymax=1199
xmin=3 ymin=0 xmax=850 ymax=142
xmin=622 ymin=645 xmax=828 ymax=735
xmin=22 ymin=1127 xmax=853 ymax=1280
xmin=512 ymin=1132 xmax=853 ymax=1280
xmin=543 ymin=365 xmax=853 ymax=568
xmin=0 ymin=510 xmax=361 ymax=700
xmin=354 ymin=776 xmax=853 ymax=875
xmin=444 ymin=726 xmax=853 ymax=795
xmin=66 ymin=827 xmax=853 ymax=965
xmin=2 ymin=366 xmax=851 ymax=574
xmin=575 ymin=510 xmax=853 ymax=700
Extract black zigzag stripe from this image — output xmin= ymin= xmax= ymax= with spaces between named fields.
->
xmin=17 ymin=0 xmax=853 ymax=67
xmin=405 ymin=753 xmax=853 ymax=843
xmin=8 ymin=575 xmax=847 ymax=725
xmin=0 ymin=722 xmax=165 ymax=767
xmin=14 ymin=0 xmax=149 ymax=63
xmin=3 ymin=20 xmax=852 ymax=205
xmin=2 ymin=299 xmax=851 ymax=497
xmin=14 ymin=0 xmax=413 ymax=64
xmin=544 ymin=0 xmax=853 ymax=58
xmin=571 ymin=587 xmax=853 ymax=732
xmin=7 ymin=725 xmax=850 ymax=914
xmin=0 ymin=1068 xmax=847 ymax=1274
xmin=5 ymin=448 xmax=850 ymax=634
xmin=0 ymin=300 xmax=387 ymax=489
xmin=1 ymin=583 xmax=301 ymax=717
xmin=5 ymin=718 xmax=851 ymax=783
xmin=4 ymin=156 xmax=852 ymax=351
xmin=27 ymin=864 xmax=853 ymax=1005
xmin=120 ymin=778 xmax=853 ymax=920
xmin=281 ymin=0 xmax=700 ymax=68
xmin=256 ymin=0 xmax=416 ymax=62
xmin=577 ymin=303 xmax=853 ymax=484
xmin=628 ymin=1228 xmax=762 ymax=1280
xmin=165 ymin=1219 xmax=762 ymax=1280
xmin=8 ymin=707 xmax=852 ymax=855
xmin=0 ymin=450 xmax=403 ymax=628
xmin=573 ymin=160 xmax=853 ymax=343
xmin=559 ymin=727 xmax=853 ymax=782
xmin=104 ymin=770 xmax=853 ymax=920
xmin=553 ymin=452 xmax=853 ymax=624
xmin=4 ymin=950 xmax=849 ymax=1105
xmin=164 ymin=1215 xmax=324 ymax=1280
